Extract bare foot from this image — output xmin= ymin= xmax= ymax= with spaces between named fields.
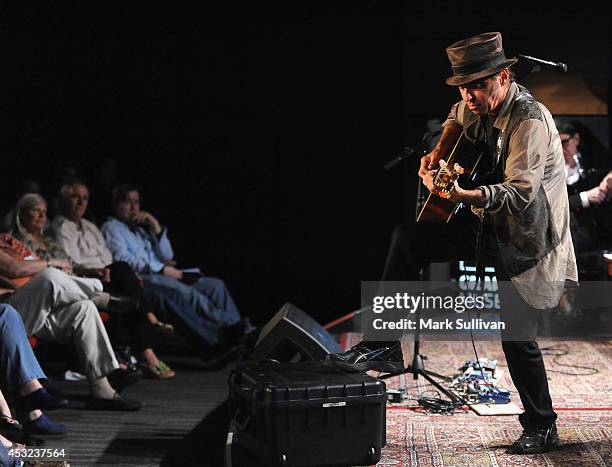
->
xmin=140 ymin=348 xmax=160 ymax=368
xmin=145 ymin=312 xmax=174 ymax=336
xmin=145 ymin=312 xmax=162 ymax=326
xmin=139 ymin=350 xmax=176 ymax=379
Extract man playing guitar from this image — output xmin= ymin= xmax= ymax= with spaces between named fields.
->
xmin=329 ymin=31 xmax=577 ymax=455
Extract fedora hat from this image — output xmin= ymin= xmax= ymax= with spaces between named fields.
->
xmin=445 ymin=32 xmax=517 ymax=86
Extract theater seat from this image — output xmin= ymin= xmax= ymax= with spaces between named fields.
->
xmin=99 ymin=310 xmax=111 ymax=323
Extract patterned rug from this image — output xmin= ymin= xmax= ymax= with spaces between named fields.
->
xmin=382 ymin=409 xmax=611 ymax=466
xmin=340 ymin=334 xmax=612 ymax=466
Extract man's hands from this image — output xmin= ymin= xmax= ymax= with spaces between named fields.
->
xmin=599 ymin=171 xmax=612 ymax=201
xmin=418 ymin=122 xmax=466 ymax=193
xmin=90 ymin=268 xmax=111 ymax=282
xmin=163 ymin=265 xmax=184 ymax=280
xmin=419 ymin=157 xmax=487 ymax=207
xmin=419 ymin=152 xmax=442 ymax=192
xmin=584 ymin=171 xmax=612 ymax=205
xmin=132 ymin=211 xmax=162 ymax=235
xmin=73 ymin=266 xmax=111 ymax=282
xmin=48 ymin=258 xmax=73 ymax=275
xmin=419 ymin=157 xmax=462 ymax=201
xmin=586 ymin=186 xmax=607 ymax=205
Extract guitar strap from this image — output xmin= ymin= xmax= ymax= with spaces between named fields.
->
xmin=484 ymin=116 xmax=502 ymax=168
xmin=475 ymin=115 xmax=503 ymax=186
xmin=484 ymin=115 xmax=496 ymax=160
xmin=475 ymin=115 xmax=501 ymax=285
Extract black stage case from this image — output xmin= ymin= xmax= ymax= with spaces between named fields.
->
xmin=228 ymin=361 xmax=387 ymax=467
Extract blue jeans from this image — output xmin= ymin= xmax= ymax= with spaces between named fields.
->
xmin=0 ymin=304 xmax=46 ymax=397
xmin=0 ymin=443 xmax=23 ymax=467
xmin=143 ymin=275 xmax=241 ymax=347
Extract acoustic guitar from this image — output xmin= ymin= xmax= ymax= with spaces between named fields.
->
xmin=416 ymin=132 xmax=484 ymax=223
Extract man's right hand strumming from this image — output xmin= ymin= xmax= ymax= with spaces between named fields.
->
xmin=419 ymin=122 xmax=462 ymax=191
xmin=419 ymin=152 xmax=440 ymax=193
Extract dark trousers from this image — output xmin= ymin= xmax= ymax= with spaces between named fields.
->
xmin=381 ymin=212 xmax=557 ymax=429
xmin=102 ymin=261 xmax=148 ymax=352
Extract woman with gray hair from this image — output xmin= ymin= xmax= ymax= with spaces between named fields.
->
xmin=12 ymin=192 xmax=175 ymax=380
xmin=13 ymin=193 xmax=89 ymax=276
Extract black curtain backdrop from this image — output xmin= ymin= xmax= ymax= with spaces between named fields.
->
xmin=4 ymin=2 xmax=610 ymax=326
xmin=4 ymin=2 xmax=404 ymax=326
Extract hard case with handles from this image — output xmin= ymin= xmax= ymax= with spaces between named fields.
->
xmin=228 ymin=361 xmax=386 ymax=467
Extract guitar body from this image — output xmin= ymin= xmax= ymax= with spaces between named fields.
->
xmin=416 ymin=132 xmax=484 ymax=223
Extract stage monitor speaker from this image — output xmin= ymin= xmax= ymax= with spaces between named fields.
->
xmin=247 ymin=302 xmax=341 ymax=363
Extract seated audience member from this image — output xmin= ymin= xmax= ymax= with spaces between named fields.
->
xmin=556 ymin=120 xmax=612 ymax=254
xmin=102 ymin=184 xmax=251 ymax=366
xmin=1 ymin=179 xmax=42 ymax=233
xmin=0 ymin=304 xmax=67 ymax=442
xmin=0 ymin=237 xmax=142 ymax=411
xmin=13 ymin=189 xmax=175 ymax=380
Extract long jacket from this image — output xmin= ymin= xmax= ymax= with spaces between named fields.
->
xmin=444 ymin=82 xmax=577 ymax=309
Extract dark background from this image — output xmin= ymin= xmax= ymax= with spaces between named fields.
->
xmin=3 ymin=2 xmax=610 ymax=326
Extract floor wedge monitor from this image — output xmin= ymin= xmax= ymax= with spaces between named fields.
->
xmin=247 ymin=302 xmax=341 ymax=363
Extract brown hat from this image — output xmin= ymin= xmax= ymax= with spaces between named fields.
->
xmin=445 ymin=32 xmax=517 ymax=86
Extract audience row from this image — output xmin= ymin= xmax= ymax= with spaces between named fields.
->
xmin=0 ymin=181 xmax=256 ymax=455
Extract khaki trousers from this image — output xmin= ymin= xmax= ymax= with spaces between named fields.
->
xmin=8 ymin=268 xmax=118 ymax=380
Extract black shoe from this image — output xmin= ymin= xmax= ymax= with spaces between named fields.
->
xmin=507 ymin=422 xmax=559 ymax=454
xmin=219 ymin=319 xmax=261 ymax=349
xmin=327 ymin=341 xmax=405 ymax=373
xmin=86 ymin=393 xmax=142 ymax=412
xmin=107 ymin=368 xmax=142 ymax=392
xmin=22 ymin=388 xmax=69 ymax=412
xmin=106 ymin=294 xmax=140 ymax=313
xmin=0 ymin=415 xmax=23 ymax=441
xmin=219 ymin=321 xmax=246 ymax=346
xmin=1 ymin=414 xmax=23 ymax=432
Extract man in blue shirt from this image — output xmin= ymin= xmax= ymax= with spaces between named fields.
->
xmin=102 ymin=184 xmax=247 ymax=366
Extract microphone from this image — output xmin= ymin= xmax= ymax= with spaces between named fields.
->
xmin=518 ymin=54 xmax=568 ymax=73
xmin=384 ymin=146 xmax=416 ymax=171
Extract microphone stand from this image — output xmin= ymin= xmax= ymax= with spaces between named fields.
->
xmin=378 ymin=289 xmax=461 ymax=404
xmin=380 ymin=135 xmax=461 ymax=404
xmin=513 ymin=54 xmax=569 ymax=82
xmin=383 ymin=146 xmax=416 ymax=171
